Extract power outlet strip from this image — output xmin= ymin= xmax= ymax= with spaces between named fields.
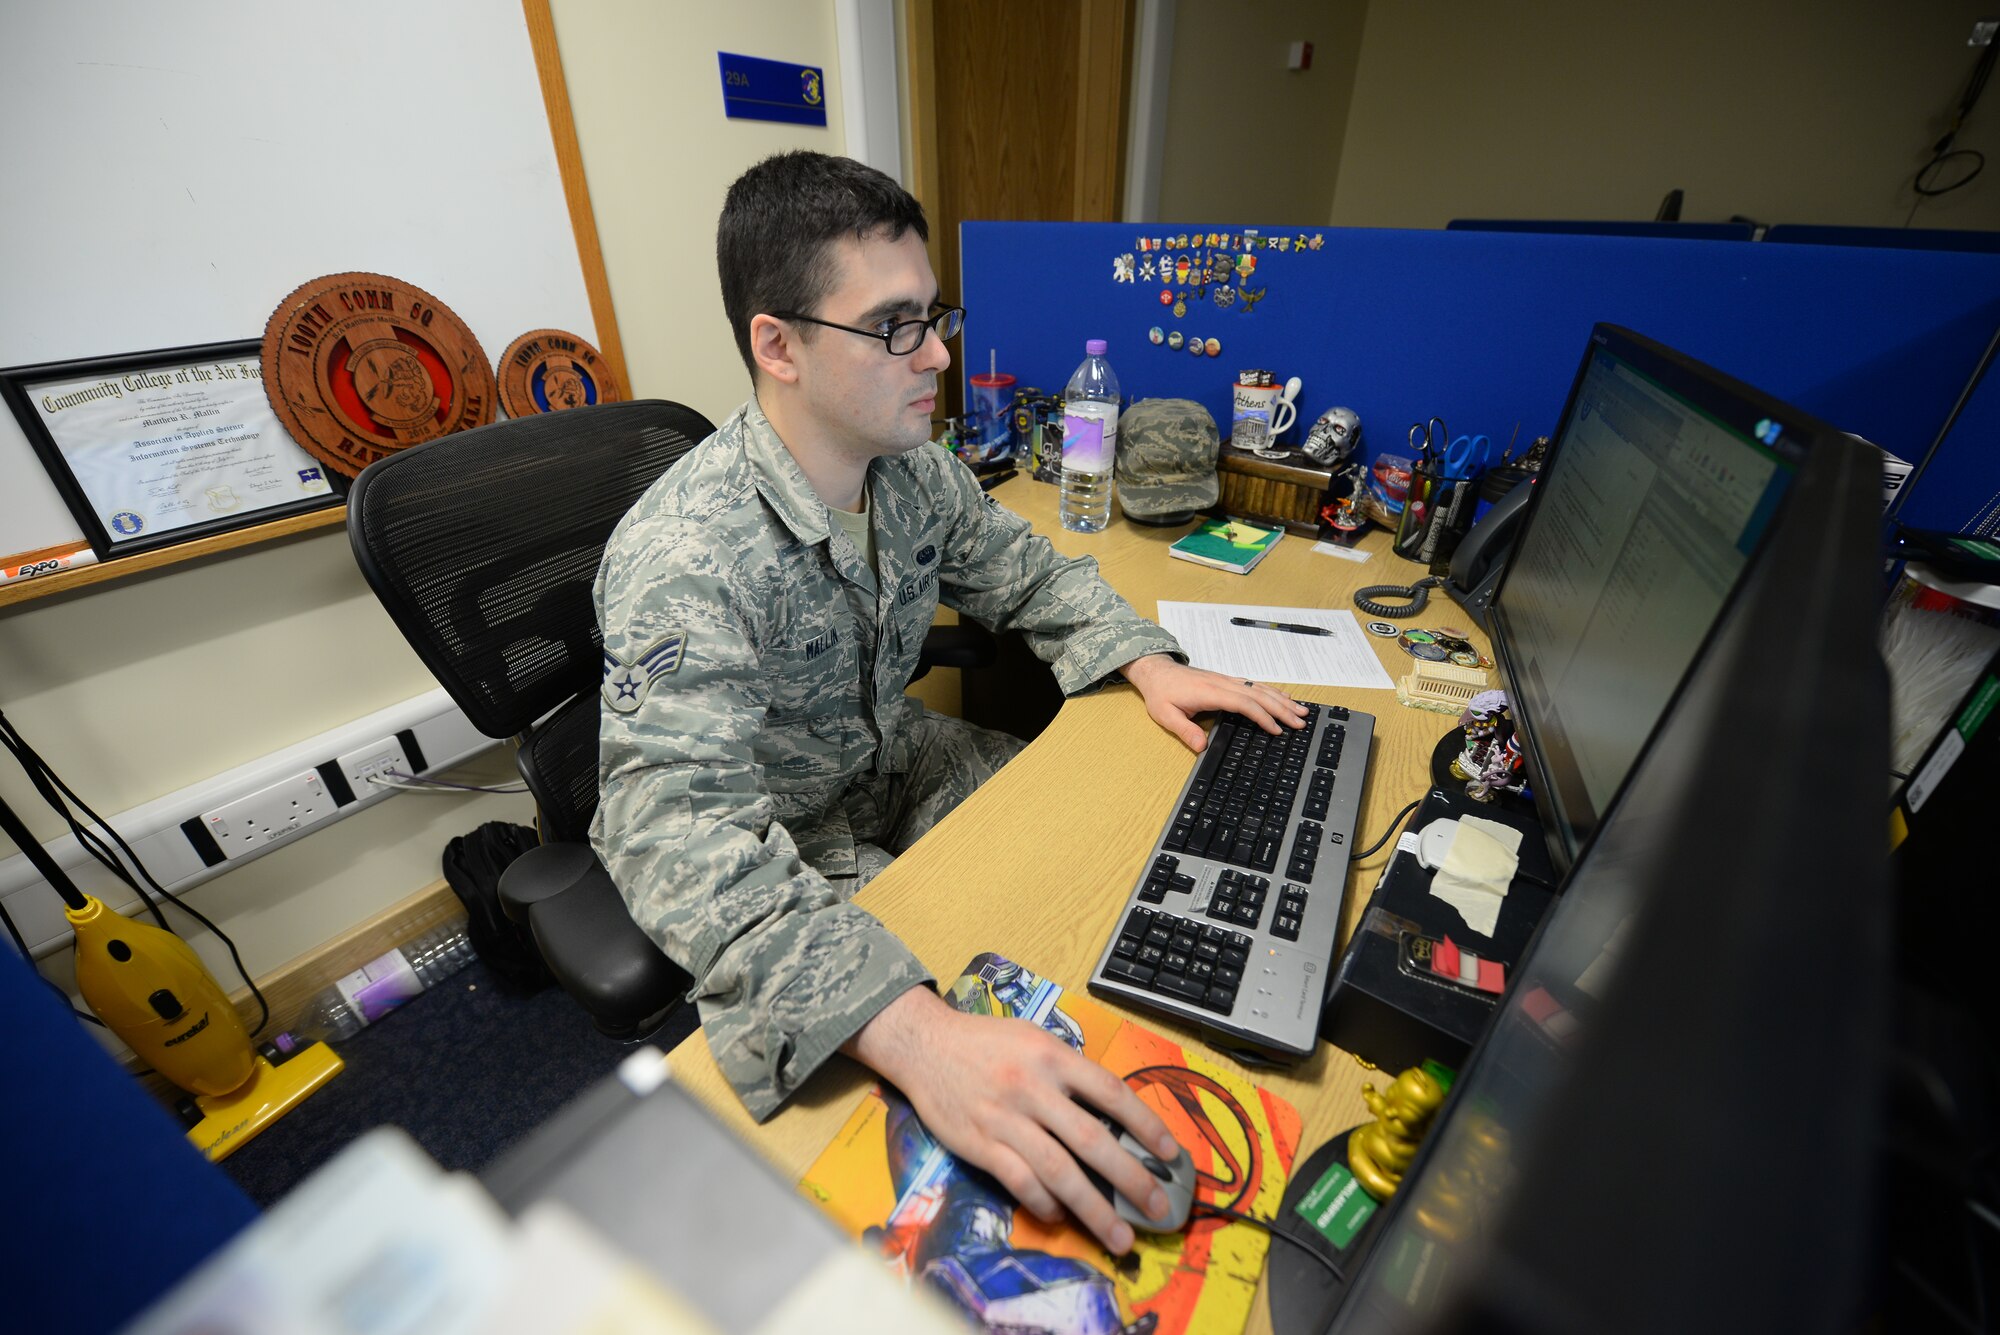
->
xmin=0 ymin=688 xmax=498 ymax=958
xmin=202 ymin=770 xmax=333 ymax=858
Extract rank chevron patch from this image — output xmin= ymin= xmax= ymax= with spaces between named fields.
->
xmin=601 ymin=632 xmax=685 ymax=713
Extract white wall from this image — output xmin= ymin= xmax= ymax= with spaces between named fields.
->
xmin=549 ymin=0 xmax=849 ymax=425
xmin=1154 ymin=0 xmax=1368 ymax=226
xmin=0 ymin=3 xmax=570 ymax=992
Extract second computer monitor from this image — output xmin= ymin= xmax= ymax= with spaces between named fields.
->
xmin=1488 ymin=324 xmax=1811 ymax=871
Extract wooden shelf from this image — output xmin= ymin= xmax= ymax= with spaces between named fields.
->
xmin=0 ymin=506 xmax=348 ymax=611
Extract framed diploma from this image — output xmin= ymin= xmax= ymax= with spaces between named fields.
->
xmin=0 ymin=340 xmax=343 ymax=558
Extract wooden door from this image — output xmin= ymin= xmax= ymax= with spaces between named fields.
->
xmin=906 ymin=0 xmax=1133 ymax=413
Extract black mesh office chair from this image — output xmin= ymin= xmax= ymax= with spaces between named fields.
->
xmin=346 ymin=399 xmax=992 ymax=1039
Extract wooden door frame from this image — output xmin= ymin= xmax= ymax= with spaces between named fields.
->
xmin=522 ymin=0 xmax=631 ymax=397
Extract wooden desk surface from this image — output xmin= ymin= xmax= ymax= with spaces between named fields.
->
xmin=666 ymin=477 xmax=1487 ymax=1331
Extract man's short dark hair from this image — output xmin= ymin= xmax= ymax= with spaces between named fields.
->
xmin=717 ymin=151 xmax=930 ymax=380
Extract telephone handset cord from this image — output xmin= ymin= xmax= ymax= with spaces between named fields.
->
xmin=1353 ymin=577 xmax=1443 ymax=618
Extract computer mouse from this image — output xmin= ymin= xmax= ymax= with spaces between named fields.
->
xmin=1081 ymin=1117 xmax=1197 ymax=1234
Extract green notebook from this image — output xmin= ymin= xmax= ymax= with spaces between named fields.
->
xmin=1167 ymin=518 xmax=1283 ymax=574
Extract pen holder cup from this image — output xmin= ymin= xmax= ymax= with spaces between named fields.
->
xmin=1421 ymin=473 xmax=1483 ymax=574
xmin=1393 ymin=464 xmax=1447 ymax=561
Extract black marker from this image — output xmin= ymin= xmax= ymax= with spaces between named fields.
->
xmin=1230 ymin=616 xmax=1331 ymax=637
xmin=977 ymin=468 xmax=1017 ymax=492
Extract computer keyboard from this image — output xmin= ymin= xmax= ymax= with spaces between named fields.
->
xmin=1086 ymin=702 xmax=1374 ymax=1057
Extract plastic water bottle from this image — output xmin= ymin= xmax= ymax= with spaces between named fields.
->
xmin=1060 ymin=339 xmax=1120 ymax=532
xmin=275 ymin=918 xmax=479 ymax=1051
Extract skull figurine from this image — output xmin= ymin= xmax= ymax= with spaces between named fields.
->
xmin=1302 ymin=406 xmax=1362 ymax=466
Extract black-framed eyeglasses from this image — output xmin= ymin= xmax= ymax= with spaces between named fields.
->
xmin=770 ymin=305 xmax=965 ymax=356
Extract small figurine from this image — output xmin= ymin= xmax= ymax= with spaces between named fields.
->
xmin=1451 ymin=690 xmax=1513 ymax=785
xmin=1468 ymin=730 xmax=1528 ymax=802
xmin=1324 ymin=486 xmax=1366 ymax=533
xmin=1347 ymin=1066 xmax=1448 ymax=1201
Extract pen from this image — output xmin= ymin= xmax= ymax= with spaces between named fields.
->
xmin=1230 ymin=616 xmax=1331 ymax=637
xmin=977 ymin=467 xmax=1017 ymax=492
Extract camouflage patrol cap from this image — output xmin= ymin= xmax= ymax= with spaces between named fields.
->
xmin=1116 ymin=398 xmax=1219 ymax=521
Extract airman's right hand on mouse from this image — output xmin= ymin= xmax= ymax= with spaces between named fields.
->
xmin=844 ymin=986 xmax=1181 ymax=1254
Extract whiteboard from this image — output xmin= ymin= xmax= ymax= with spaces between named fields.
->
xmin=0 ymin=1 xmax=596 ymax=556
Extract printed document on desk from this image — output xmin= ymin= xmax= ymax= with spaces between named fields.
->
xmin=1157 ymin=601 xmax=1395 ymax=689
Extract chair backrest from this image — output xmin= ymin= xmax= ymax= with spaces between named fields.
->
xmin=347 ymin=399 xmax=715 ymax=742
xmin=517 ymin=692 xmax=603 ymax=842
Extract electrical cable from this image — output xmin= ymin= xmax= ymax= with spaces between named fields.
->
xmin=0 ymin=892 xmax=108 ymax=1030
xmin=0 ymin=797 xmax=130 ymax=1032
xmin=366 ymin=768 xmax=528 ymax=795
xmin=1350 ymin=797 xmax=1422 ymax=863
xmin=1884 ymin=317 xmax=2000 ymax=528
xmin=1906 ymin=38 xmax=1997 ymax=225
xmin=0 ymin=710 xmax=271 ymax=1036
xmin=1192 ymin=1203 xmax=1346 ymax=1281
xmin=0 ymin=718 xmax=170 ymax=930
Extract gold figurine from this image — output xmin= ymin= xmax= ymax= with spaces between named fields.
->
xmin=1346 ymin=1066 xmax=1448 ymax=1201
xmin=1408 ymin=1114 xmax=1510 ymax=1245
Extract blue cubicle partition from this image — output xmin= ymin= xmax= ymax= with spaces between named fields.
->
xmin=1447 ymin=218 xmax=1757 ymax=241
xmin=1764 ymin=224 xmax=2000 ymax=254
xmin=959 ymin=222 xmax=2000 ymax=532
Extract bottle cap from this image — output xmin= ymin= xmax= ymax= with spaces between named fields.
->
xmin=1086 ymin=339 xmax=1108 ymax=355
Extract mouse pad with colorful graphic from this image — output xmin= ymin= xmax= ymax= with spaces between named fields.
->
xmin=800 ymin=953 xmax=1303 ymax=1335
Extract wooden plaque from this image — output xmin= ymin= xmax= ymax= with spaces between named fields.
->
xmin=496 ymin=328 xmax=623 ymax=417
xmin=261 ymin=272 xmax=496 ymax=477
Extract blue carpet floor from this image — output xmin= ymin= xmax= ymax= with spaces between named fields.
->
xmin=221 ymin=957 xmax=700 ymax=1207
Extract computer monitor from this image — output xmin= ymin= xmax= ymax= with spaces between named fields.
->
xmin=1323 ymin=394 xmax=1888 ymax=1332
xmin=1488 ymin=324 xmax=1809 ymax=872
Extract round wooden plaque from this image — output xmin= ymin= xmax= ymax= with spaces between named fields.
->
xmin=496 ymin=329 xmax=622 ymax=417
xmin=262 ymin=272 xmax=496 ymax=477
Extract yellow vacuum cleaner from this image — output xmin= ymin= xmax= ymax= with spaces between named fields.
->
xmin=3 ymin=797 xmax=340 ymax=1161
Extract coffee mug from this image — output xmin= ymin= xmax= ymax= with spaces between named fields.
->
xmin=1231 ymin=380 xmax=1298 ymax=452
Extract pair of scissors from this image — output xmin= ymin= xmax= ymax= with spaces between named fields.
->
xmin=1408 ymin=418 xmax=1492 ymax=478
xmin=1407 ymin=417 xmax=1447 ymax=469
xmin=1441 ymin=432 xmax=1491 ymax=479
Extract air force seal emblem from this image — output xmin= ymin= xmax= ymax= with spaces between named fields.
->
xmin=601 ymin=632 xmax=685 ymax=713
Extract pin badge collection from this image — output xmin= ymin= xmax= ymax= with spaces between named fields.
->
xmin=1114 ymin=229 xmax=1325 ymax=358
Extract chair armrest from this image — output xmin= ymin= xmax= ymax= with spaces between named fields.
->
xmin=497 ymin=842 xmax=601 ymax=925
xmin=499 ymin=842 xmax=688 ymax=1038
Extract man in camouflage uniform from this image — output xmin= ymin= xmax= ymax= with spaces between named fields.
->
xmin=593 ymin=152 xmax=1306 ymax=1255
